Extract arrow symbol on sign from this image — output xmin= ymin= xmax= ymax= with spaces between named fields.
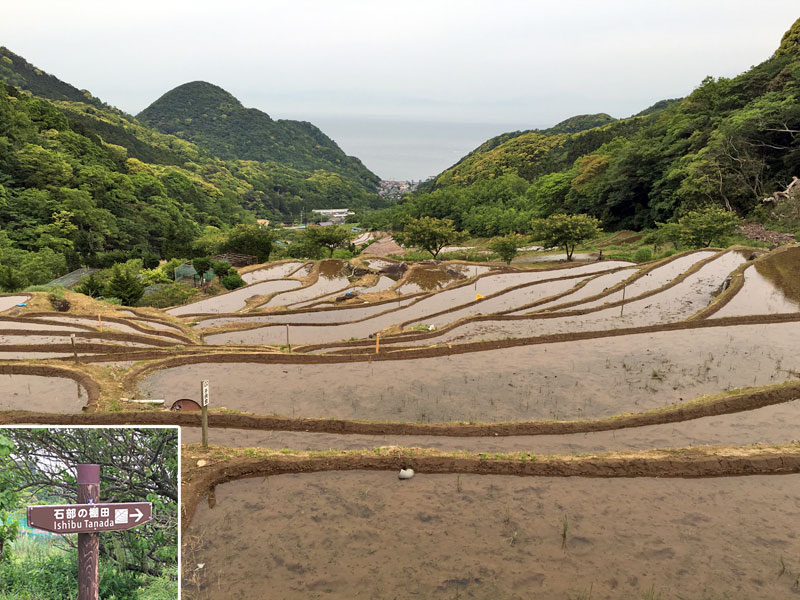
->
xmin=131 ymin=508 xmax=144 ymax=523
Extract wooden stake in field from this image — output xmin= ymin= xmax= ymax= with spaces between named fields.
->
xmin=620 ymin=285 xmax=626 ymax=317
xmin=375 ymin=333 xmax=380 ymax=354
xmin=285 ymin=324 xmax=291 ymax=351
xmin=70 ymin=333 xmax=78 ymax=362
xmin=201 ymin=380 xmax=210 ymax=449
xmin=97 ymin=314 xmax=102 ymax=332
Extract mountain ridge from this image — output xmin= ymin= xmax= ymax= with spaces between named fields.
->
xmin=137 ymin=81 xmax=379 ymax=189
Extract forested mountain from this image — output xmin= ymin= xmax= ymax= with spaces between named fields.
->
xmin=0 ymin=49 xmax=388 ymax=289
xmin=138 ymin=81 xmax=379 ymax=189
xmin=0 ymin=47 xmax=104 ymax=107
xmin=377 ymin=17 xmax=800 ymax=236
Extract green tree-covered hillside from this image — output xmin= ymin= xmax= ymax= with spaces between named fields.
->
xmin=0 ymin=47 xmax=104 ymax=107
xmin=0 ymin=50 xmax=391 ymax=289
xmin=137 ymin=81 xmax=379 ymax=189
xmin=382 ymin=18 xmax=800 ymax=235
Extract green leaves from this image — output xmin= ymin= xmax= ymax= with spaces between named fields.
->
xmin=676 ymin=205 xmax=741 ymax=247
xmin=489 ymin=233 xmax=525 ymax=264
xmin=222 ymin=224 xmax=276 ymax=262
xmin=104 ymin=264 xmax=145 ymax=306
xmin=394 ymin=217 xmax=464 ymax=259
xmin=530 ymin=213 xmax=602 ymax=260
xmin=303 ymin=225 xmax=353 ymax=258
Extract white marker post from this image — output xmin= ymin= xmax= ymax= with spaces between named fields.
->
xmin=201 ymin=380 xmax=210 ymax=449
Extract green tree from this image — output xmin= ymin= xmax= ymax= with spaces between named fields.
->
xmin=677 ymin=205 xmax=742 ymax=247
xmin=5 ymin=428 xmax=177 ymax=578
xmin=223 ymin=224 xmax=276 ymax=262
xmin=394 ymin=217 xmax=464 ymax=259
xmin=646 ymin=221 xmax=683 ymax=250
xmin=191 ymin=257 xmax=212 ymax=281
xmin=303 ymin=225 xmax=354 ymax=257
xmin=488 ymin=233 xmax=525 ymax=264
xmin=0 ymin=433 xmax=20 ymax=563
xmin=0 ymin=265 xmax=28 ymax=292
xmin=530 ymin=213 xmax=602 ymax=260
xmin=104 ymin=264 xmax=145 ymax=305
xmin=75 ymin=272 xmax=104 ymax=298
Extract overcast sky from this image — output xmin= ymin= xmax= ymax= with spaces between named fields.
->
xmin=2 ymin=1 xmax=797 ymax=178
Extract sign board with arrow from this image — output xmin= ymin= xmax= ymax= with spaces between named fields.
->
xmin=28 ymin=502 xmax=152 ymax=534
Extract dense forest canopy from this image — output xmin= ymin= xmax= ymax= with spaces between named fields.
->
xmin=368 ymin=18 xmax=800 ymax=236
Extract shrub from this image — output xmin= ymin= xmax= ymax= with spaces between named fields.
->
xmin=75 ymin=273 xmax=104 ymax=297
xmin=141 ymin=253 xmax=160 ymax=270
xmin=221 ymin=272 xmax=246 ymax=290
xmin=210 ymin=260 xmax=232 ymax=278
xmin=136 ymin=284 xmax=197 ymax=308
xmin=633 ymin=247 xmax=653 ymax=262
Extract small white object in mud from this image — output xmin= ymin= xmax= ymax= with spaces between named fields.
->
xmin=197 ymin=459 xmax=208 ymax=467
xmin=398 ymin=467 xmax=415 ymax=480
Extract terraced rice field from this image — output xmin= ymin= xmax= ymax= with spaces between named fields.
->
xmin=2 ymin=245 xmax=800 ymax=599
xmin=184 ymin=472 xmax=800 ymax=599
xmin=0 ymin=373 xmax=87 ymax=412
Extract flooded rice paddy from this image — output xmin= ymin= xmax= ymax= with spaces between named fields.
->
xmin=184 ymin=471 xmax=800 ymax=600
xmin=182 ymin=398 xmax=800 ymax=453
xmin=240 ymin=262 xmax=305 ymax=283
xmin=409 ymin=250 xmax=747 ymax=345
xmin=167 ymin=280 xmax=302 ymax=315
xmin=4 ymin=246 xmax=800 ymax=598
xmin=143 ymin=322 xmax=800 ymax=422
xmin=507 ymin=268 xmax=635 ymax=314
xmin=0 ymin=374 xmax=87 ymax=412
xmin=574 ymin=250 xmax=717 ymax=310
xmin=0 ymin=319 xmax=90 ymax=332
xmin=0 ymin=334 xmax=157 ymax=347
xmin=417 ymin=275 xmax=593 ymax=328
xmin=395 ymin=264 xmax=467 ymax=293
xmin=714 ymin=246 xmax=800 ymax=318
xmin=291 ymin=276 xmax=396 ymax=308
xmin=260 ymin=260 xmax=354 ymax=308
xmin=197 ymin=298 xmax=416 ymax=331
xmin=0 ymin=295 xmax=29 ymax=312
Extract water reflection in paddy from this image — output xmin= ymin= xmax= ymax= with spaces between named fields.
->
xmin=145 ymin=322 xmax=800 ymax=422
xmin=714 ymin=246 xmax=800 ymax=318
xmin=182 ymin=398 xmax=800 ymax=454
xmin=0 ymin=374 xmax=88 ymax=412
xmin=167 ymin=280 xmax=301 ymax=315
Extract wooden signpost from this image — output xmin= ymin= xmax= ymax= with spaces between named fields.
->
xmin=201 ymin=380 xmax=210 ymax=449
xmin=26 ymin=464 xmax=153 ymax=600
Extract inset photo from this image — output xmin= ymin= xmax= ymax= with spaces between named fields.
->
xmin=0 ymin=427 xmax=178 ymax=599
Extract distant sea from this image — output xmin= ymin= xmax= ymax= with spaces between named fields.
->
xmin=306 ymin=116 xmax=530 ymax=182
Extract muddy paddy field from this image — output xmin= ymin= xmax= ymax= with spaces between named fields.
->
xmin=185 ymin=471 xmax=800 ymax=600
xmin=142 ymin=322 xmax=800 ymax=422
xmin=3 ymin=246 xmax=800 ymax=598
